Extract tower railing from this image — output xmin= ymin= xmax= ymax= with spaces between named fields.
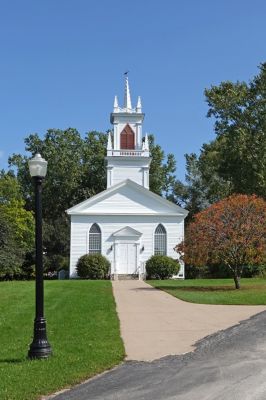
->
xmin=107 ymin=149 xmax=149 ymax=157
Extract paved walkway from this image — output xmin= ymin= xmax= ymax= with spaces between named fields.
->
xmin=112 ymin=280 xmax=266 ymax=361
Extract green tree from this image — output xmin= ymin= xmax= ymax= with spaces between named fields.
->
xmin=204 ymin=62 xmax=266 ymax=198
xmin=0 ymin=209 xmax=23 ymax=279
xmin=182 ymin=63 xmax=266 ymax=215
xmin=181 ymin=146 xmax=232 ymax=216
xmin=148 ymin=134 xmax=178 ymax=197
xmin=0 ymin=172 xmax=34 ymax=279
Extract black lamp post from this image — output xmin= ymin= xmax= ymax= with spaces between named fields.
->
xmin=28 ymin=153 xmax=52 ymax=359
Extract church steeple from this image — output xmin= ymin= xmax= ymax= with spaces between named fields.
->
xmin=106 ymin=77 xmax=151 ymax=189
xmin=111 ymin=75 xmax=143 ymax=115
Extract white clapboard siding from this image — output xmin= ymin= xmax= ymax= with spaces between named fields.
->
xmin=69 ymin=215 xmax=184 ymax=277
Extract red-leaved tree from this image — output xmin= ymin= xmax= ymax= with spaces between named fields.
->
xmin=175 ymin=194 xmax=266 ymax=289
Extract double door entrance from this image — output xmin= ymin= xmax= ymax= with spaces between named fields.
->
xmin=117 ymin=243 xmax=137 ymax=274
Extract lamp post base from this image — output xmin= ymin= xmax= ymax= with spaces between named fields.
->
xmin=28 ymin=317 xmax=52 ymax=359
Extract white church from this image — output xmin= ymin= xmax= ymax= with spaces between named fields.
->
xmin=67 ymin=78 xmax=188 ymax=279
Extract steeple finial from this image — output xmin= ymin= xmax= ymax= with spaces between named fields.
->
xmin=136 ymin=96 xmax=142 ymax=113
xmin=113 ymin=95 xmax=119 ymax=112
xmin=124 ymin=73 xmax=132 ymax=110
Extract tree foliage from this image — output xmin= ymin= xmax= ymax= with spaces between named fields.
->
xmin=204 ymin=63 xmax=266 ymax=198
xmin=176 ymin=194 xmax=266 ymax=289
xmin=0 ymin=172 xmax=34 ymax=279
xmin=0 ymin=208 xmax=23 ymax=279
xmin=148 ymin=134 xmax=178 ymax=197
xmin=180 ymin=63 xmax=266 ymax=215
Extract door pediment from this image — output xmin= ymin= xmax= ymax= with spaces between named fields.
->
xmin=112 ymin=226 xmax=142 ymax=238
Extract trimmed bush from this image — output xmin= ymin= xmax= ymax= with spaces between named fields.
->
xmin=76 ymin=254 xmax=110 ymax=279
xmin=146 ymin=255 xmax=180 ymax=280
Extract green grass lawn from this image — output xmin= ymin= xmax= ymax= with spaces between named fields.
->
xmin=0 ymin=280 xmax=124 ymax=400
xmin=148 ymin=278 xmax=266 ymax=305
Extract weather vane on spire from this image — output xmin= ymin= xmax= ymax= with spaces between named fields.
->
xmin=124 ymin=70 xmax=129 ymax=76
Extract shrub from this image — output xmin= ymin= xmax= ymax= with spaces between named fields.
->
xmin=242 ymin=264 xmax=266 ymax=278
xmin=146 ymin=255 xmax=180 ymax=280
xmin=185 ymin=264 xmax=266 ymax=279
xmin=185 ymin=264 xmax=210 ymax=279
xmin=255 ymin=266 xmax=266 ymax=278
xmin=76 ymin=254 xmax=110 ymax=279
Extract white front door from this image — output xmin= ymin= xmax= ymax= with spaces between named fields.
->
xmin=118 ymin=243 xmax=137 ymax=274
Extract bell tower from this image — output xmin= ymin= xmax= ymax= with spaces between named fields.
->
xmin=106 ymin=76 xmax=151 ymax=189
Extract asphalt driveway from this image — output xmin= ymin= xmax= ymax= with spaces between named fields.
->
xmin=50 ymin=310 xmax=266 ymax=400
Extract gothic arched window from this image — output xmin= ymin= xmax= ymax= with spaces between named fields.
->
xmin=120 ymin=124 xmax=135 ymax=149
xmin=154 ymin=224 xmax=167 ymax=255
xmin=89 ymin=223 xmax=101 ymax=254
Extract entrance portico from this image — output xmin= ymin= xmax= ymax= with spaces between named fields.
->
xmin=112 ymin=226 xmax=142 ymax=278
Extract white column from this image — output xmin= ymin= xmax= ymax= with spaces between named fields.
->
xmin=143 ymin=167 xmax=149 ymax=189
xmin=106 ymin=167 xmax=113 ymax=188
xmin=136 ymin=123 xmax=142 ymax=149
xmin=179 ymin=260 xmax=185 ymax=279
xmin=135 ymin=123 xmax=139 ymax=149
xmin=113 ymin=242 xmax=118 ymax=280
xmin=113 ymin=123 xmax=118 ymax=150
xmin=135 ymin=242 xmax=141 ymax=279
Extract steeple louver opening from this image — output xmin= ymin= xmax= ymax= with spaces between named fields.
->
xmin=120 ymin=124 xmax=135 ymax=149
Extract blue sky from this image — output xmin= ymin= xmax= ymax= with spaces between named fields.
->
xmin=0 ymin=0 xmax=265 ymax=181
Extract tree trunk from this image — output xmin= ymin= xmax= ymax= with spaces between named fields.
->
xmin=233 ymin=275 xmax=241 ymax=289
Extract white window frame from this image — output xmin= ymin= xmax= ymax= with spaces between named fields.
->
xmin=88 ymin=223 xmax=102 ymax=254
xmin=153 ymin=223 xmax=167 ymax=256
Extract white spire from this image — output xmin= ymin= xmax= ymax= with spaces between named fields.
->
xmin=124 ymin=76 xmax=132 ymax=110
xmin=113 ymin=95 xmax=119 ymax=112
xmin=136 ymin=96 xmax=142 ymax=113
xmin=107 ymin=131 xmax=112 ymax=150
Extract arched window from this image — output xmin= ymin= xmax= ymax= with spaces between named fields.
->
xmin=89 ymin=223 xmax=101 ymax=254
xmin=154 ymin=224 xmax=167 ymax=255
xmin=120 ymin=124 xmax=135 ymax=149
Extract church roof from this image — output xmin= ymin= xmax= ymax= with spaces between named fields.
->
xmin=66 ymin=179 xmax=188 ymax=217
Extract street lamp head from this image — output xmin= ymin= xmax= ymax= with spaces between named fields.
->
xmin=28 ymin=153 xmax=48 ymax=178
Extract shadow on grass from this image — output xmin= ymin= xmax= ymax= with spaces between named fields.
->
xmin=155 ymin=286 xmax=238 ymax=292
xmin=0 ymin=357 xmax=26 ymax=364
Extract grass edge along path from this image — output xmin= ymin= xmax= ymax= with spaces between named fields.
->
xmin=148 ymin=278 xmax=266 ymax=305
xmin=0 ymin=280 xmax=125 ymax=400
